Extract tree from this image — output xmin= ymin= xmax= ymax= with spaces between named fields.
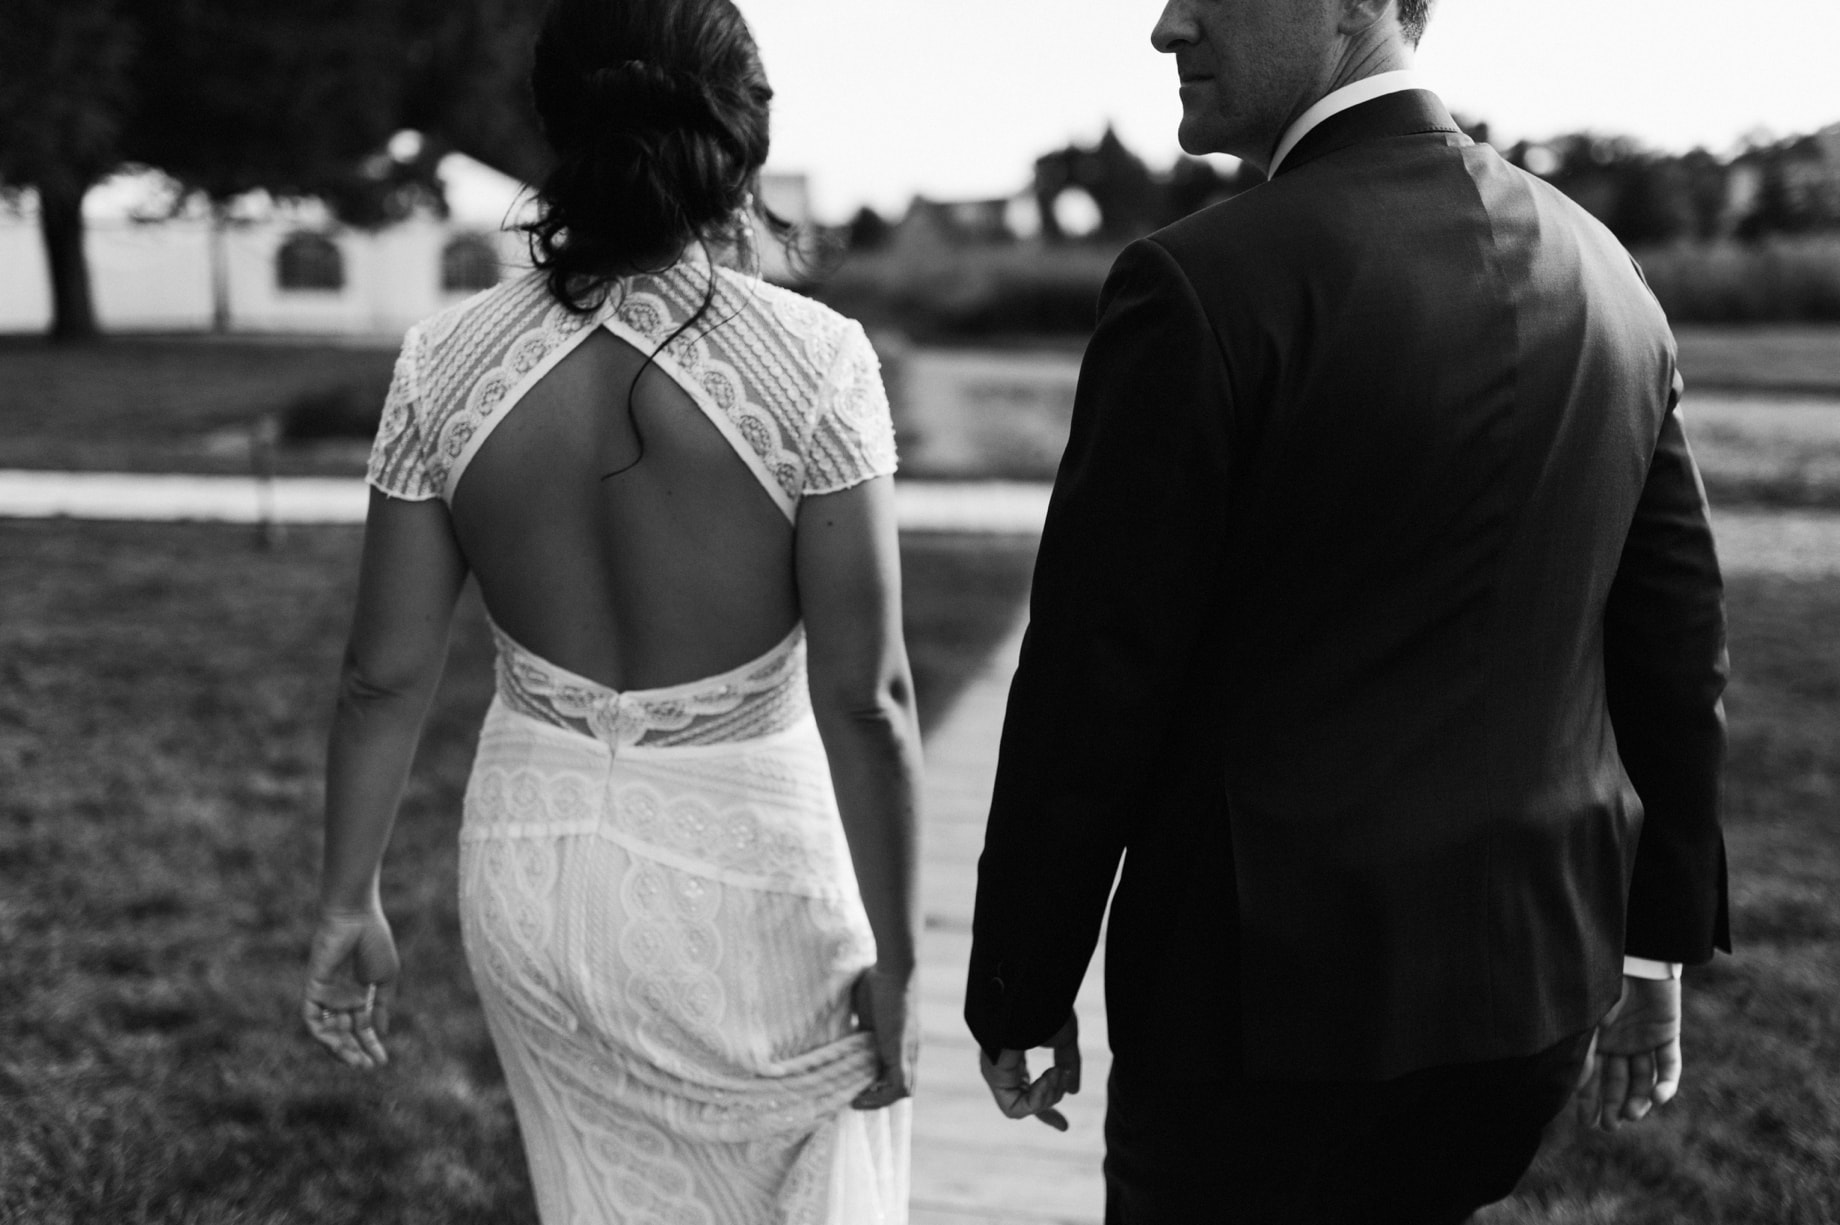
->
xmin=1160 ymin=157 xmax=1234 ymax=227
xmin=0 ymin=0 xmax=551 ymax=340
xmin=395 ymin=0 xmax=550 ymax=186
xmin=847 ymin=206 xmax=893 ymax=252
xmin=1677 ymin=148 xmax=1734 ymax=240
xmin=1607 ymin=158 xmax=1694 ymax=248
xmin=122 ymin=0 xmax=438 ymax=222
xmin=0 ymin=0 xmax=137 ymax=342
xmin=1034 ymin=126 xmax=1159 ymax=243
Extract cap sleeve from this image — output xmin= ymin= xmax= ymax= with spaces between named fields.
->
xmin=801 ymin=322 xmax=898 ymax=497
xmin=365 ymin=325 xmax=442 ymax=502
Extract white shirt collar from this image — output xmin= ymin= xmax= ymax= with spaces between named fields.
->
xmin=1267 ymin=69 xmax=1425 ymax=178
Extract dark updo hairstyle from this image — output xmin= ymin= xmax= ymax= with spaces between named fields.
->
xmin=524 ymin=0 xmax=777 ymax=313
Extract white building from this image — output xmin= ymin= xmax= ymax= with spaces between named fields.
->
xmin=0 ymin=158 xmax=814 ymax=338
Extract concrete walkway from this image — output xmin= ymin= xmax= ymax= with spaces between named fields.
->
xmin=907 ymin=608 xmax=1112 ymax=1224
xmin=0 ymin=470 xmax=1053 ymax=536
xmin=2 ymin=469 xmax=1836 ymax=576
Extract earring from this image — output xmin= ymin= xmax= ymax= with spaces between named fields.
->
xmin=732 ymin=193 xmax=761 ymax=277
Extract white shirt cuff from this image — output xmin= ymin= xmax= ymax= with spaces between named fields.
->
xmin=1622 ymin=956 xmax=1683 ymax=980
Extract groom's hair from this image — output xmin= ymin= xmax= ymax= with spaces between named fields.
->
xmin=1396 ymin=0 xmax=1434 ymax=47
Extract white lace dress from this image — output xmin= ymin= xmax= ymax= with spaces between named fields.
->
xmin=366 ymin=259 xmax=908 ymax=1225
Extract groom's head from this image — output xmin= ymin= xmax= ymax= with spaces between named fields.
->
xmin=1152 ymin=0 xmax=1430 ymax=168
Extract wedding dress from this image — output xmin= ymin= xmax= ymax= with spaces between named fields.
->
xmin=365 ymin=253 xmax=909 ymax=1224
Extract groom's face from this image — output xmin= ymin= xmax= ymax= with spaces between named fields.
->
xmin=1152 ymin=0 xmax=1343 ymax=165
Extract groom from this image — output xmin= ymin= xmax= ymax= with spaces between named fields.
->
xmin=965 ymin=0 xmax=1730 ymax=1220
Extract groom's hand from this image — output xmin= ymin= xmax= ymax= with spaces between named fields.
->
xmin=979 ymin=1011 xmax=1082 ymax=1131
xmin=1575 ymin=975 xmax=1683 ymax=1131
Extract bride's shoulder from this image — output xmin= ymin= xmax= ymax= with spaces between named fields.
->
xmin=413 ymin=269 xmax=562 ymax=353
xmin=718 ymin=269 xmax=868 ymax=351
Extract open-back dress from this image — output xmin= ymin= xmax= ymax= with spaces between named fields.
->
xmin=365 ymin=255 xmax=909 ymax=1224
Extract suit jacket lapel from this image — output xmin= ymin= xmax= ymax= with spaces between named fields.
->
xmin=1273 ymin=89 xmax=1465 ymax=178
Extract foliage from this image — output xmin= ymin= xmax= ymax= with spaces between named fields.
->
xmin=0 ymin=0 xmax=139 ymax=340
xmin=816 ymin=241 xmax=1118 ymax=341
xmin=119 ymin=0 xmax=446 ymax=229
xmin=279 ymin=383 xmax=396 ymax=444
xmin=846 ymin=206 xmax=894 ymax=253
xmin=1508 ymin=129 xmax=1840 ymax=248
xmin=1638 ymin=238 xmax=1840 ymax=325
xmin=393 ymin=0 xmax=549 ymax=187
xmin=0 ymin=0 xmax=137 ymax=196
xmin=1032 ymin=128 xmax=1256 ymax=242
xmin=1504 ymin=134 xmax=1700 ymax=246
xmin=0 ymin=0 xmax=549 ymax=337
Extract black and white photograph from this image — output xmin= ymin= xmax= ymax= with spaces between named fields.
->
xmin=2 ymin=1 xmax=1836 ymax=1221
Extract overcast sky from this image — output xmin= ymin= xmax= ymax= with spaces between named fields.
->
xmin=743 ymin=0 xmax=1840 ymax=220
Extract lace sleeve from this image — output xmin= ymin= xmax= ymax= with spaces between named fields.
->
xmin=801 ymin=322 xmax=898 ymax=497
xmin=365 ymin=325 xmax=442 ymax=501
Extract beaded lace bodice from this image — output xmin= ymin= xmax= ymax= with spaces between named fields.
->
xmin=365 ymin=256 xmax=898 ymax=758
xmin=366 ymin=258 xmax=898 ymax=522
xmin=491 ymin=617 xmax=811 ymax=750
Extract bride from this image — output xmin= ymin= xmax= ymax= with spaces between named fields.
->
xmin=299 ymin=0 xmax=921 ymax=1219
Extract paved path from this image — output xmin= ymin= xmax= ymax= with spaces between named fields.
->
xmin=908 ymin=609 xmax=1111 ymax=1224
xmin=1 ymin=469 xmax=1835 ymax=577
xmin=0 ymin=470 xmax=1053 ymax=536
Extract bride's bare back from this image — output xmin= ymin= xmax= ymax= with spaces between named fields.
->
xmin=450 ymin=327 xmax=797 ymax=692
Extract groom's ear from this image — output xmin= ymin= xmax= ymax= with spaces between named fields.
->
xmin=1336 ymin=0 xmax=1400 ymax=37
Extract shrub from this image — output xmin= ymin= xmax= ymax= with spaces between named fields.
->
xmin=278 ymin=375 xmax=392 ymax=442
xmin=817 ymin=235 xmax=1840 ymax=338
xmin=1637 ymin=238 xmax=1840 ymax=324
xmin=814 ymin=240 xmax=1117 ymax=341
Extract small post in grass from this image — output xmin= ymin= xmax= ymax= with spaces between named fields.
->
xmin=251 ymin=411 xmax=284 ymax=550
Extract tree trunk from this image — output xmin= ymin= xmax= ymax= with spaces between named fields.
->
xmin=38 ymin=180 xmax=99 ymax=343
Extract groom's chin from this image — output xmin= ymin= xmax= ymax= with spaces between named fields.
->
xmin=1174 ymin=116 xmax=1217 ymax=159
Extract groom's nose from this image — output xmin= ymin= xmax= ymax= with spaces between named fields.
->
xmin=1152 ymin=0 xmax=1199 ymax=53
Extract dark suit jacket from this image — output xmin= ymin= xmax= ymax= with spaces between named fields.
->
xmin=964 ymin=91 xmax=1731 ymax=1082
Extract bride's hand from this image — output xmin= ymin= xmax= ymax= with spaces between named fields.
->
xmin=302 ymin=905 xmax=400 ymax=1070
xmin=851 ymin=964 xmax=919 ymax=1110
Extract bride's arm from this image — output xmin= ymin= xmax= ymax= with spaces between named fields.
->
xmin=797 ymin=475 xmax=923 ymax=1100
xmin=305 ymin=490 xmax=468 ymax=1068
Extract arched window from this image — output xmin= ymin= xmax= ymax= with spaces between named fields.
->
xmin=276 ymin=232 xmax=345 ymax=292
xmin=441 ymin=233 xmax=501 ymax=294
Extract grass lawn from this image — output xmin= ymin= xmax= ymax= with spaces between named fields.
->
xmin=0 ymin=521 xmax=1037 ymax=1223
xmin=1675 ymin=325 xmax=1840 ymax=396
xmin=0 ymin=335 xmax=394 ymax=477
xmin=2 ymin=516 xmax=1836 ymax=1223
xmin=1482 ymin=572 xmax=1840 ymax=1225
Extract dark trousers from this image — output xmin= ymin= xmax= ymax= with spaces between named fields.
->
xmin=1103 ymin=1030 xmax=1592 ymax=1225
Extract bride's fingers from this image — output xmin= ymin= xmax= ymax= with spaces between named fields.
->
xmin=304 ymin=984 xmax=391 ymax=1070
xmin=851 ymin=1072 xmax=910 ymax=1109
xmin=353 ymin=1005 xmax=389 ymax=1067
xmin=305 ymin=1003 xmax=365 ymax=1067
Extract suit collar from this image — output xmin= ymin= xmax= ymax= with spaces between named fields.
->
xmin=1270 ymin=89 xmax=1463 ymax=179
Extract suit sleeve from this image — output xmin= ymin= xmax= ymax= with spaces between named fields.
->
xmin=1605 ymin=372 xmax=1732 ymax=964
xmin=964 ymin=238 xmax=1235 ymax=1056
